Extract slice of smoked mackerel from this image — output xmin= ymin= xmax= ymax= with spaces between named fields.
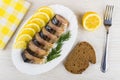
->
xmin=22 ymin=14 xmax=69 ymax=64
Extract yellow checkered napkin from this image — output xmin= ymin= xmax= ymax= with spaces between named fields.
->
xmin=0 ymin=0 xmax=31 ymax=49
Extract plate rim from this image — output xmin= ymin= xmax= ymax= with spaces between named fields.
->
xmin=12 ymin=4 xmax=78 ymax=75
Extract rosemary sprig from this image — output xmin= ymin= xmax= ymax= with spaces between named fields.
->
xmin=47 ymin=31 xmax=71 ymax=62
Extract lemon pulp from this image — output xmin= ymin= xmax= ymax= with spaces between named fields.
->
xmin=82 ymin=12 xmax=101 ymax=31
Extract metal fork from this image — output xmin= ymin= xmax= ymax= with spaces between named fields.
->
xmin=101 ymin=5 xmax=114 ymax=73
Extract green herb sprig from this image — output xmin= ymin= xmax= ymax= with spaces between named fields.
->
xmin=47 ymin=31 xmax=71 ymax=62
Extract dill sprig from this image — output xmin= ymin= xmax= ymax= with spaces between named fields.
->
xmin=57 ymin=31 xmax=71 ymax=43
xmin=47 ymin=31 xmax=71 ymax=62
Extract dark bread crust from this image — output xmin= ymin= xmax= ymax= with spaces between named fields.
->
xmin=64 ymin=42 xmax=96 ymax=74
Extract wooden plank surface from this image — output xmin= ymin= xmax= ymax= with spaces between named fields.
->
xmin=0 ymin=0 xmax=120 ymax=80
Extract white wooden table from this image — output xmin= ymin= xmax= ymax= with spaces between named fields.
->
xmin=0 ymin=0 xmax=120 ymax=80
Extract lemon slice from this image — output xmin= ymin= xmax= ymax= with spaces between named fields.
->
xmin=16 ymin=34 xmax=32 ymax=42
xmin=13 ymin=41 xmax=27 ymax=49
xmin=24 ymin=23 xmax=40 ymax=32
xmin=29 ymin=18 xmax=45 ymax=28
xmin=32 ymin=12 xmax=50 ymax=23
xmin=38 ymin=6 xmax=54 ymax=19
xmin=19 ymin=28 xmax=36 ymax=37
xmin=82 ymin=12 xmax=101 ymax=31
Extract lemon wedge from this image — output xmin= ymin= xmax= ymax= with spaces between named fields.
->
xmin=16 ymin=34 xmax=32 ymax=42
xmin=37 ymin=6 xmax=54 ymax=19
xmin=29 ymin=18 xmax=45 ymax=28
xmin=82 ymin=12 xmax=101 ymax=31
xmin=24 ymin=23 xmax=40 ymax=32
xmin=19 ymin=28 xmax=36 ymax=37
xmin=14 ymin=41 xmax=27 ymax=49
xmin=32 ymin=12 xmax=50 ymax=23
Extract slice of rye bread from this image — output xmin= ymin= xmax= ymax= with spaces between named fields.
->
xmin=64 ymin=42 xmax=96 ymax=74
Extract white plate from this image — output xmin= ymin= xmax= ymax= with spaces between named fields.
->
xmin=12 ymin=4 xmax=78 ymax=75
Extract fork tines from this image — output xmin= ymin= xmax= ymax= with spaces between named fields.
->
xmin=104 ymin=5 xmax=114 ymax=21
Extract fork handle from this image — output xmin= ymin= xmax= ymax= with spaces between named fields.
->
xmin=101 ymin=30 xmax=109 ymax=73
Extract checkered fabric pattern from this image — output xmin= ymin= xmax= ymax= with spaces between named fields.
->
xmin=0 ymin=0 xmax=31 ymax=49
